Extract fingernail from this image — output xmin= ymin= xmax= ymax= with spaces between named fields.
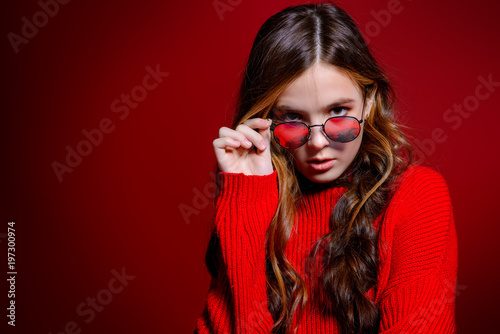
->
xmin=260 ymin=141 xmax=266 ymax=149
xmin=244 ymin=140 xmax=252 ymax=147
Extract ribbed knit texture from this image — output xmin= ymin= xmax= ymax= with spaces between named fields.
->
xmin=195 ymin=165 xmax=458 ymax=333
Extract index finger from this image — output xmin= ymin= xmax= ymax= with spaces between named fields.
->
xmin=241 ymin=117 xmax=273 ymax=152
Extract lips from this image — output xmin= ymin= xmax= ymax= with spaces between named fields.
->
xmin=307 ymin=158 xmax=335 ymax=171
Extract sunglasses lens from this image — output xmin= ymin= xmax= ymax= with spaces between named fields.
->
xmin=273 ymin=122 xmax=309 ymax=149
xmin=324 ymin=117 xmax=360 ymax=143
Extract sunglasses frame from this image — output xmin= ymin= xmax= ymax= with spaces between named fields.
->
xmin=270 ymin=90 xmax=367 ymax=149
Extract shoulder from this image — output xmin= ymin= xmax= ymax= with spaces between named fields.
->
xmin=387 ymin=164 xmax=453 ymax=220
xmin=397 ymin=164 xmax=448 ymax=188
xmin=392 ymin=165 xmax=450 ymax=201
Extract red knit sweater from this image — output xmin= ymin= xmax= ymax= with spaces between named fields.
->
xmin=195 ymin=165 xmax=458 ymax=333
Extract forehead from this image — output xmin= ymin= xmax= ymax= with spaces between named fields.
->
xmin=275 ymin=62 xmax=361 ymax=109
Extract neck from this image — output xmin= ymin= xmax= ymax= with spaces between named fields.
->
xmin=295 ymin=169 xmax=346 ymax=195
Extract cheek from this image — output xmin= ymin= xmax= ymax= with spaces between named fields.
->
xmin=338 ymin=140 xmax=362 ymax=159
xmin=328 ymin=139 xmax=363 ymax=162
xmin=288 ymin=150 xmax=299 ymax=169
xmin=289 ymin=147 xmax=307 ymax=166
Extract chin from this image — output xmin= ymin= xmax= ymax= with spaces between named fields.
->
xmin=301 ymin=170 xmax=342 ymax=184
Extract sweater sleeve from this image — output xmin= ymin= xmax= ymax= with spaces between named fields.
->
xmin=377 ymin=166 xmax=458 ymax=334
xmin=195 ymin=171 xmax=279 ymax=333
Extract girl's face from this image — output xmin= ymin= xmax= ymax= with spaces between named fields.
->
xmin=273 ymin=62 xmax=371 ymax=183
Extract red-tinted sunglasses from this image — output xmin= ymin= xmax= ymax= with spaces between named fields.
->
xmin=270 ymin=94 xmax=367 ymax=149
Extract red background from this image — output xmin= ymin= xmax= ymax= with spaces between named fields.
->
xmin=2 ymin=0 xmax=499 ymax=333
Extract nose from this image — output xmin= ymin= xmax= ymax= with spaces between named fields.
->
xmin=307 ymin=125 xmax=330 ymax=149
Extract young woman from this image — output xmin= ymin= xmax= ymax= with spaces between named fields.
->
xmin=195 ymin=2 xmax=457 ymax=333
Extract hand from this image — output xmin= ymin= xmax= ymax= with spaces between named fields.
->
xmin=213 ymin=118 xmax=273 ymax=175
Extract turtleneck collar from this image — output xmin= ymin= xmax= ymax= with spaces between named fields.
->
xmin=295 ymin=167 xmax=351 ymax=196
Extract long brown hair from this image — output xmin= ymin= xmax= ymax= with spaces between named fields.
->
xmin=205 ymin=2 xmax=413 ymax=333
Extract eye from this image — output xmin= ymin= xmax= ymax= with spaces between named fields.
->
xmin=329 ymin=106 xmax=350 ymax=117
xmin=281 ymin=112 xmax=302 ymax=122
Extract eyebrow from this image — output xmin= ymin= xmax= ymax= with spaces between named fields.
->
xmin=273 ymin=98 xmax=356 ymax=112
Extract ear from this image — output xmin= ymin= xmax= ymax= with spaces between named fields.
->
xmin=364 ymin=84 xmax=377 ymax=121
